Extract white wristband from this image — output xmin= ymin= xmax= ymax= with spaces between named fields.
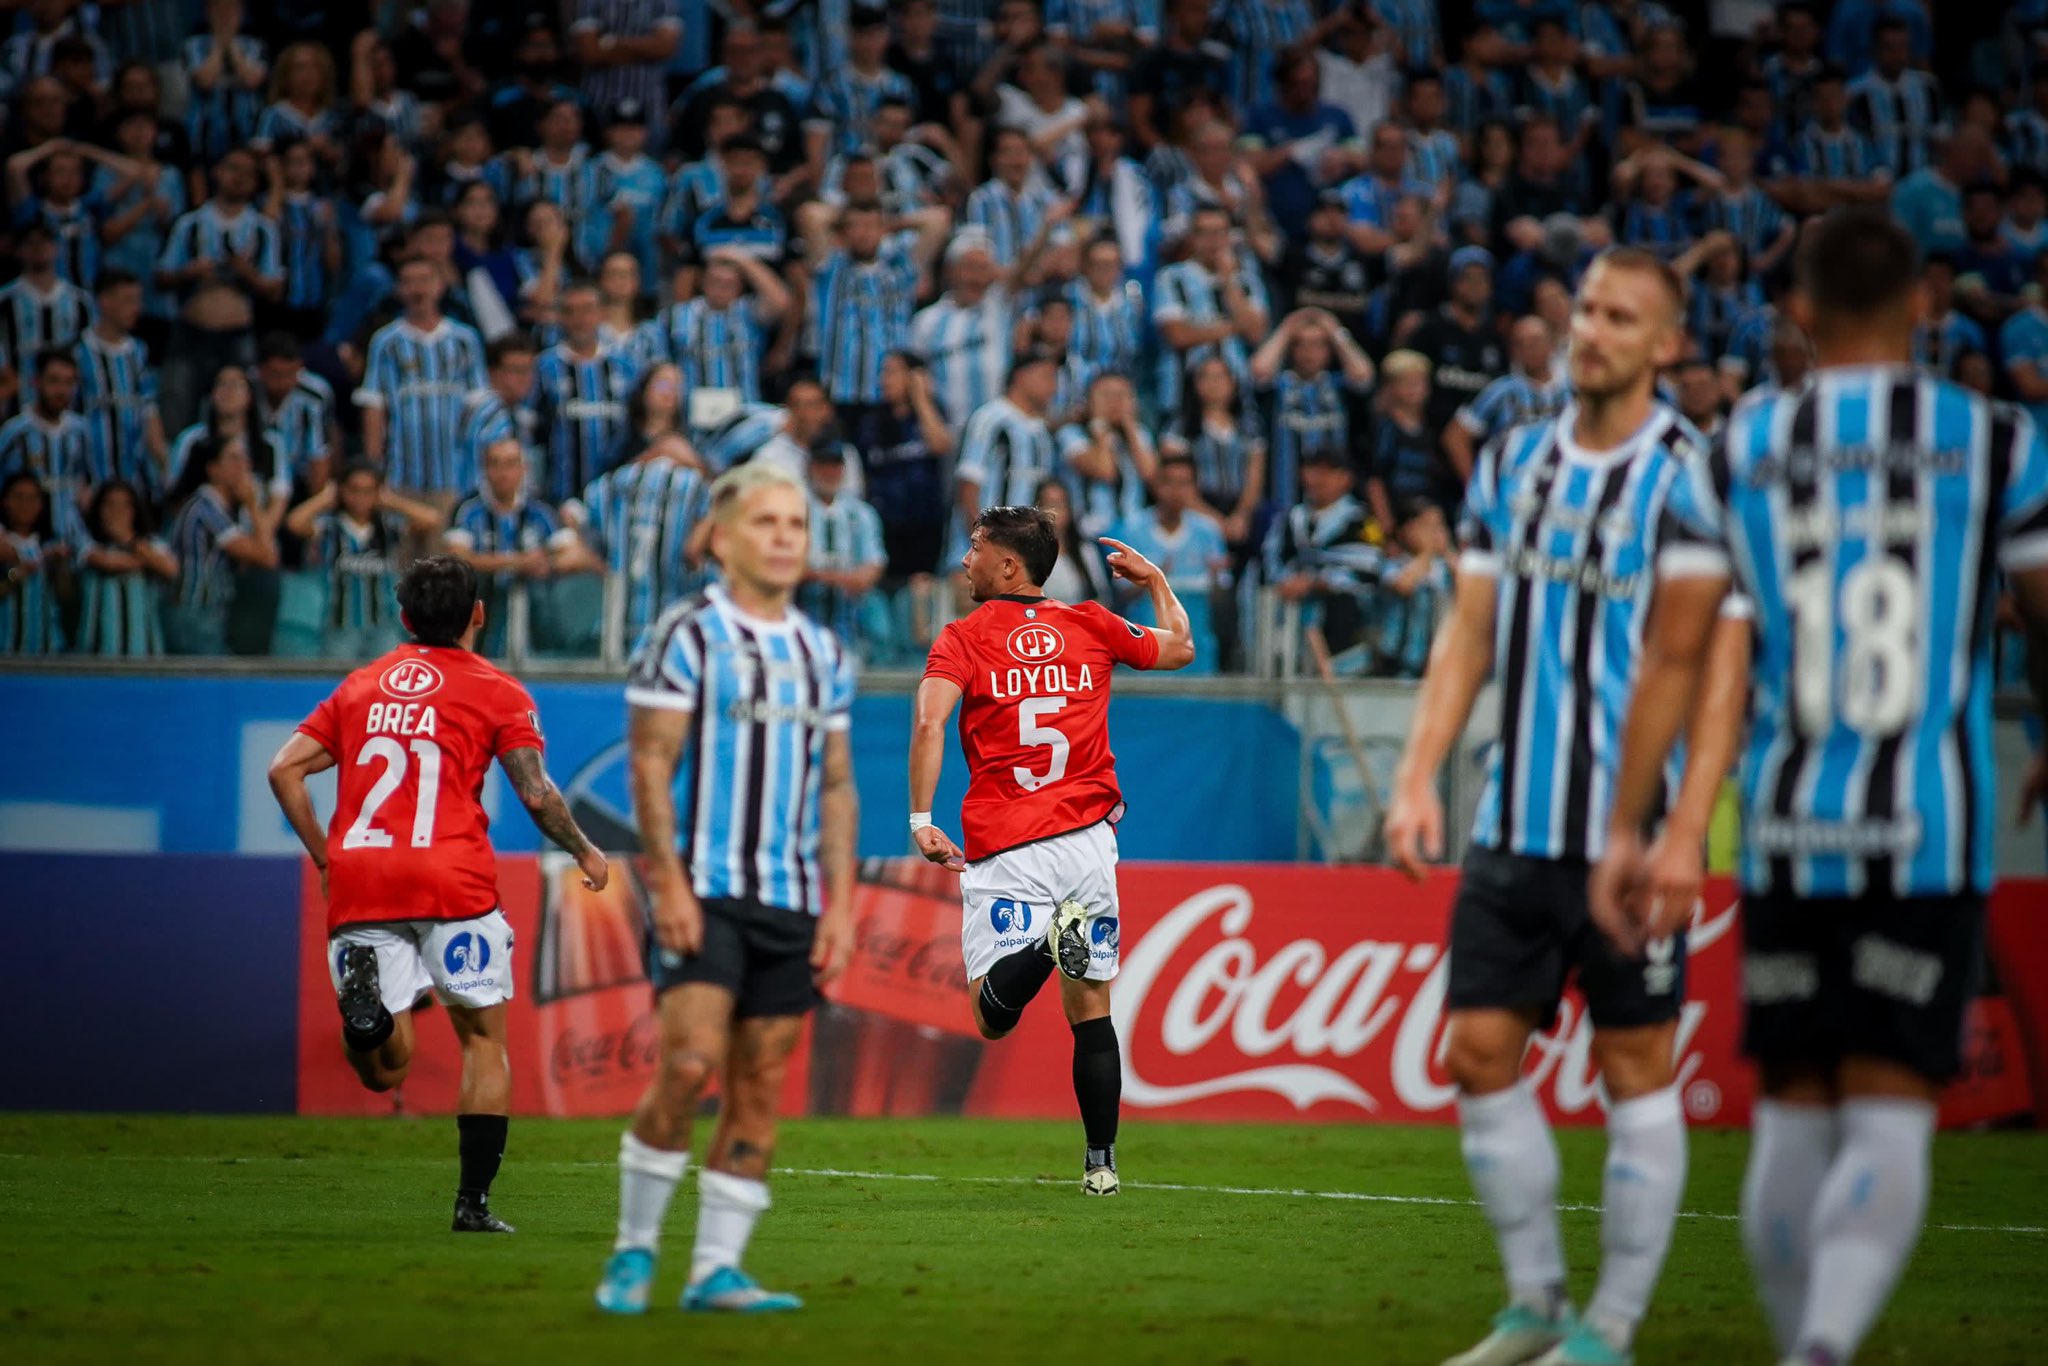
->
xmin=909 ymin=811 xmax=934 ymax=833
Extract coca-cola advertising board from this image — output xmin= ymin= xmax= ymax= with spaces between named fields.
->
xmin=297 ymin=859 xmax=2046 ymax=1129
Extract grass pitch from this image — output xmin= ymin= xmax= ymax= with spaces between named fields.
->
xmin=1 ymin=1114 xmax=2043 ymax=1365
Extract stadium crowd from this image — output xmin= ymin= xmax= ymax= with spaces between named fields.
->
xmin=0 ymin=0 xmax=2037 ymax=674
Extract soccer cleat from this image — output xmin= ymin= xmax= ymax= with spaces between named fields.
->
xmin=595 ymin=1248 xmax=656 ymax=1314
xmin=336 ymin=944 xmax=387 ymax=1040
xmin=1530 ymin=1323 xmax=1632 ymax=1366
xmin=1440 ymin=1303 xmax=1575 ymax=1366
xmin=682 ymin=1266 xmax=804 ymax=1313
xmin=1082 ymin=1165 xmax=1120 ymax=1196
xmin=1049 ymin=899 xmax=1092 ymax=981
xmin=451 ymin=1196 xmax=515 ymax=1233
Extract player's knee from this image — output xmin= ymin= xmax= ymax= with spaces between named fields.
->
xmin=1443 ymin=1032 xmax=1520 ymax=1095
xmin=969 ymin=995 xmax=1012 ymax=1041
xmin=1591 ymin=1025 xmax=1676 ymax=1101
xmin=657 ymin=1047 xmax=718 ymax=1103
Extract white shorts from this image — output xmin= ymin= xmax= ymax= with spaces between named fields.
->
xmin=327 ymin=910 xmax=515 ymax=1016
xmin=960 ymin=822 xmax=1121 ymax=983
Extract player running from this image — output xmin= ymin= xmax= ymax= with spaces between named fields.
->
xmin=267 ymin=555 xmax=610 ymax=1234
xmin=908 ymin=506 xmax=1196 ymax=1196
xmin=1384 ymin=248 xmax=1753 ymax=1366
xmin=595 ymin=463 xmax=858 ymax=1315
xmin=1594 ymin=209 xmax=2048 ymax=1366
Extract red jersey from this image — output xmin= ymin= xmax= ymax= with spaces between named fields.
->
xmin=924 ymin=594 xmax=1160 ymax=861
xmin=296 ymin=644 xmax=543 ymax=932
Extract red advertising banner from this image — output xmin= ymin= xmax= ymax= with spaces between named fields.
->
xmin=297 ymin=860 xmax=2046 ymax=1129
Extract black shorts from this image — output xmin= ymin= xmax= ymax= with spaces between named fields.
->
xmin=1740 ymin=890 xmax=1985 ymax=1084
xmin=646 ymin=897 xmax=821 ymax=1019
xmin=1447 ymin=848 xmax=1688 ymax=1030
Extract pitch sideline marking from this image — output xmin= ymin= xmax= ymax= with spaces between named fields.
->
xmin=4 ymin=1153 xmax=2040 ymax=1236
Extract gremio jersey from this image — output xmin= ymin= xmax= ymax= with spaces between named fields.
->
xmin=1662 ymin=365 xmax=2048 ymax=899
xmin=626 ymin=586 xmax=857 ymax=916
xmin=1459 ymin=403 xmax=1709 ymax=862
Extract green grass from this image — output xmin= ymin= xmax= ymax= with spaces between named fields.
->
xmin=1 ymin=1115 xmax=2044 ymax=1365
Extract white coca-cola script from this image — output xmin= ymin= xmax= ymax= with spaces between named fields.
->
xmin=1112 ymin=883 xmax=1737 ymax=1119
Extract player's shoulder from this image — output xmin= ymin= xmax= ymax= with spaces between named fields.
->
xmin=641 ymin=589 xmax=722 ymax=653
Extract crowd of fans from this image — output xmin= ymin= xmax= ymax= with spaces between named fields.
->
xmin=0 ymin=0 xmax=2039 ymax=676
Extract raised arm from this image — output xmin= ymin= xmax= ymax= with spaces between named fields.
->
xmin=1384 ymin=567 xmax=1500 ymax=879
xmin=910 ymin=675 xmax=968 ymax=871
xmin=499 ymin=745 xmax=608 ymax=889
xmin=1100 ymin=536 xmax=1195 ymax=670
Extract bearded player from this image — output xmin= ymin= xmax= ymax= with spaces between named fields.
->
xmin=268 ymin=555 xmax=610 ymax=1233
xmin=909 ymin=506 xmax=1196 ymax=1196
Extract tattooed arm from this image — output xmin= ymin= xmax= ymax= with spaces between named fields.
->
xmin=500 ymin=745 xmax=609 ymax=891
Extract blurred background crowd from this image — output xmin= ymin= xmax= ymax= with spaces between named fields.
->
xmin=0 ymin=0 xmax=2038 ymax=677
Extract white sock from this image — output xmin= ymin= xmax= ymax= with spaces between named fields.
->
xmin=691 ymin=1168 xmax=772 ymax=1285
xmin=1797 ymin=1097 xmax=1936 ymax=1360
xmin=1586 ymin=1086 xmax=1688 ymax=1349
xmin=1459 ymin=1082 xmax=1568 ymax=1311
xmin=615 ymin=1130 xmax=689 ymax=1253
xmin=1740 ymin=1100 xmax=1838 ymax=1352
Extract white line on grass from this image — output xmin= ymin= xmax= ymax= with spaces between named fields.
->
xmin=7 ymin=1153 xmax=2040 ymax=1236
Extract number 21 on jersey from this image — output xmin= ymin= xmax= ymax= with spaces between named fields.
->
xmin=343 ymin=737 xmax=443 ymax=849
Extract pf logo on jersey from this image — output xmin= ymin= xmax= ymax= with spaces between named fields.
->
xmin=379 ymin=658 xmax=444 ymax=700
xmin=1007 ymin=622 xmax=1064 ymax=663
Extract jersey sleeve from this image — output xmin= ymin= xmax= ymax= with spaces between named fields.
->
xmin=1086 ymin=600 xmax=1163 ymax=670
xmin=1656 ymin=434 xmax=1736 ymax=580
xmin=297 ymin=691 xmax=342 ymax=757
xmin=1457 ymin=435 xmax=1508 ymax=576
xmin=923 ymin=621 xmax=972 ymax=689
xmin=625 ymin=614 xmax=703 ymax=712
xmin=1999 ymin=409 xmax=2048 ymax=572
xmin=492 ymin=679 xmax=546 ymax=758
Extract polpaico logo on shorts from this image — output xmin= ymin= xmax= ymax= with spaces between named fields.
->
xmin=444 ymin=931 xmax=492 ymax=977
xmin=990 ymin=899 xmax=1034 ymax=933
xmin=1091 ymin=917 xmax=1120 ymax=953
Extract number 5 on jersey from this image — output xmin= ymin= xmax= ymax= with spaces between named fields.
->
xmin=1016 ymin=696 xmax=1070 ymax=791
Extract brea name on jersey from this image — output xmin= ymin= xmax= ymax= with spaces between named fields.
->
xmin=365 ymin=702 xmax=440 ymax=736
xmin=989 ymin=662 xmax=1100 ymax=701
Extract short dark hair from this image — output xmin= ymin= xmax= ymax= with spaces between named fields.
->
xmin=487 ymin=331 xmax=536 ymax=367
xmin=973 ymin=505 xmax=1059 ymax=587
xmin=1157 ymin=454 xmax=1197 ymax=479
xmin=1873 ymin=17 xmax=1909 ymax=41
xmin=396 ymin=555 xmax=480 ymax=648
xmin=1796 ymin=208 xmax=1919 ymax=319
xmin=94 ymin=268 xmax=140 ymax=295
xmin=35 ymin=346 xmax=77 ymax=376
xmin=336 ymin=457 xmax=384 ymax=487
xmin=257 ymin=330 xmax=302 ymax=364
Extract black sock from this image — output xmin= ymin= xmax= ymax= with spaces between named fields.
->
xmin=1071 ymin=1016 xmax=1120 ymax=1164
xmin=457 ymin=1114 xmax=508 ymax=1204
xmin=977 ymin=943 xmax=1056 ymax=1034
xmin=342 ymin=1007 xmax=394 ymax=1054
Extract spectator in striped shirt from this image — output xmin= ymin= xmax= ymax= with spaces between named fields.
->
xmin=644 ymin=249 xmax=790 ymax=421
xmin=1162 ymin=119 xmax=1283 ymax=262
xmin=262 ymin=139 xmax=342 ymax=341
xmin=1796 ymin=65 xmax=1893 ymax=207
xmin=2005 ymin=67 xmax=2048 ymax=176
xmin=3 ymin=139 xmax=132 ymax=290
xmin=286 ymin=459 xmax=446 ymax=657
xmin=954 ymin=350 xmax=1061 ymax=517
xmin=572 ymin=0 xmax=681 ymax=145
xmin=1692 ymin=127 xmax=1796 ymax=279
xmin=72 ymin=477 xmax=176 ymax=656
xmin=0 ymin=471 xmax=67 ymax=655
xmin=252 ymin=42 xmax=342 ymax=170
xmin=1162 ymin=353 xmax=1265 ymax=549
xmin=567 ymin=418 xmax=712 ymax=642
xmin=253 ymin=331 xmax=336 ymax=497
xmin=349 ymin=30 xmax=428 ymax=156
xmin=1058 ymin=369 xmax=1156 ymax=538
xmin=446 ymin=436 xmax=589 ymax=655
xmin=160 ymin=433 xmax=281 ymax=654
xmin=672 ymin=136 xmax=789 ymax=302
xmin=1846 ymin=18 xmax=1943 ymax=177
xmin=98 ymin=108 xmax=187 ymax=345
xmin=534 ymin=279 xmax=641 ymax=505
xmin=1152 ymin=204 xmax=1271 ymax=415
xmin=811 ymin=6 xmax=920 ymax=159
xmin=1048 ymin=0 xmax=1154 ymax=104
xmin=1065 ymin=234 xmax=1148 ymax=381
xmin=456 ymin=333 xmax=542 ymax=496
xmin=166 ymin=363 xmax=292 ymax=513
xmin=0 ymin=348 xmax=92 ymax=534
xmin=1444 ymin=314 xmax=1569 ymax=475
xmin=357 ymin=256 xmax=490 ymax=499
xmin=75 ymin=272 xmax=167 ymax=504
xmin=912 ymin=231 xmax=1017 ymax=438
xmin=153 ymin=148 xmax=284 ymax=436
xmin=183 ymin=0 xmax=268 ymax=166
xmin=580 ymin=103 xmax=669 ymax=295
xmin=966 ymin=126 xmax=1071 ymax=276
xmin=800 ymin=443 xmax=888 ymax=655
xmin=0 ymin=225 xmax=95 ymax=424
xmin=1250 ymin=307 xmax=1375 ymax=511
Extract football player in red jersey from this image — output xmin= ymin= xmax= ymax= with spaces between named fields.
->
xmin=909 ymin=505 xmax=1195 ymax=1195
xmin=267 ymin=556 xmax=609 ymax=1233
